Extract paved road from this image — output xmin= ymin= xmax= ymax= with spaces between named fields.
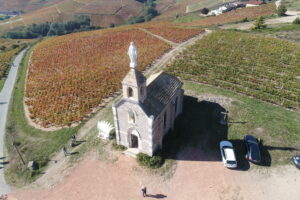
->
xmin=0 ymin=48 xmax=27 ymax=195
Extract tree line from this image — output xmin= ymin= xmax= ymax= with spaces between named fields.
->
xmin=128 ymin=0 xmax=159 ymax=24
xmin=3 ymin=15 xmax=100 ymax=39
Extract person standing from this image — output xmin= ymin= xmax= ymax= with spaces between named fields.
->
xmin=63 ymin=146 xmax=68 ymax=156
xmin=71 ymin=135 xmax=76 ymax=147
xmin=141 ymin=186 xmax=147 ymax=197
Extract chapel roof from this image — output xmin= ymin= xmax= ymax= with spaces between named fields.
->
xmin=141 ymin=72 xmax=183 ymax=117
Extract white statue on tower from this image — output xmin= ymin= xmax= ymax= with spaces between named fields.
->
xmin=128 ymin=42 xmax=137 ymax=68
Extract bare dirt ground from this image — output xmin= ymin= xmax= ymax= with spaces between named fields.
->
xmin=7 ymin=147 xmax=300 ymax=200
xmin=221 ymin=12 xmax=300 ymax=30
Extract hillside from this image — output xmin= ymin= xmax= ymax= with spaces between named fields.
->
xmin=0 ymin=0 xmax=144 ymax=31
xmin=0 ymin=0 xmax=278 ymax=32
xmin=0 ymin=0 xmax=64 ymax=13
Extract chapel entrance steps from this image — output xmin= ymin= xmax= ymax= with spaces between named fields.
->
xmin=123 ymin=148 xmax=139 ymax=158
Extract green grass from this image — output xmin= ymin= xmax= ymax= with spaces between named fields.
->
xmin=68 ymin=102 xmax=115 ymax=164
xmin=181 ymin=81 xmax=300 ymax=166
xmin=282 ymin=0 xmax=300 ymax=11
xmin=166 ymin=30 xmax=300 ymax=111
xmin=4 ymin=45 xmax=82 ymax=187
xmin=245 ymin=24 xmax=300 ymax=43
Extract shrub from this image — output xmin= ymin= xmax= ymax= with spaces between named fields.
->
xmin=201 ymin=8 xmax=209 ymax=15
xmin=241 ymin=17 xmax=249 ymax=22
xmin=277 ymin=5 xmax=287 ymax=16
xmin=111 ymin=140 xmax=127 ymax=151
xmin=252 ymin=16 xmax=267 ymax=30
xmin=293 ymin=17 xmax=300 ymax=24
xmin=109 ymin=131 xmax=116 ymax=140
xmin=136 ymin=152 xmax=164 ymax=169
xmin=0 ymin=45 xmax=6 ymax=51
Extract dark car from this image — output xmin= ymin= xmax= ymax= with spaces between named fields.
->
xmin=292 ymin=155 xmax=300 ymax=169
xmin=244 ymin=135 xmax=261 ymax=164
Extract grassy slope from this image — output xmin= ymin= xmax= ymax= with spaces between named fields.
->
xmin=182 ymin=81 xmax=300 ymax=166
xmin=246 ymin=24 xmax=300 ymax=43
xmin=282 ymin=0 xmax=300 ymax=11
xmin=5 ymin=45 xmax=81 ymax=187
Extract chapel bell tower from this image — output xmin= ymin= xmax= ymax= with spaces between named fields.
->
xmin=122 ymin=42 xmax=147 ymax=103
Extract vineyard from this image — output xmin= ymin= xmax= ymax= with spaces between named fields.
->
xmin=166 ymin=30 xmax=300 ymax=110
xmin=26 ymin=27 xmax=171 ymax=127
xmin=138 ymin=22 xmax=205 ymax=43
xmin=0 ymin=46 xmax=24 ymax=90
xmin=186 ymin=3 xmax=276 ymax=27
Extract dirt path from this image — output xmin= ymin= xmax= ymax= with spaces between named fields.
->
xmin=145 ymin=29 xmax=212 ymax=76
xmin=8 ymin=146 xmax=300 ymax=200
xmin=221 ymin=13 xmax=300 ymax=30
xmin=221 ymin=0 xmax=300 ymax=30
xmin=138 ymin=28 xmax=178 ymax=47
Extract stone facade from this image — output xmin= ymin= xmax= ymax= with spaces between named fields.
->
xmin=112 ymin=68 xmax=184 ymax=156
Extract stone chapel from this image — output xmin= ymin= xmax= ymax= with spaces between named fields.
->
xmin=112 ymin=42 xmax=184 ymax=156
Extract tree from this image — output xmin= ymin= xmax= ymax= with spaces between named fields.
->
xmin=0 ymin=45 xmax=6 ymax=51
xmin=200 ymin=8 xmax=209 ymax=15
xmin=293 ymin=17 xmax=300 ymax=24
xmin=277 ymin=5 xmax=287 ymax=16
xmin=252 ymin=16 xmax=267 ymax=30
xmin=75 ymin=15 xmax=90 ymax=26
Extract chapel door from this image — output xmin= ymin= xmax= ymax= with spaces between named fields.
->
xmin=131 ymin=134 xmax=138 ymax=148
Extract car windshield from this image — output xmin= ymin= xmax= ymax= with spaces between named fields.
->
xmin=295 ymin=157 xmax=300 ymax=164
xmin=250 ymin=143 xmax=260 ymax=160
xmin=227 ymin=160 xmax=236 ymax=165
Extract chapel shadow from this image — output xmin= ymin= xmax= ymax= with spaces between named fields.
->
xmin=230 ymin=139 xmax=250 ymax=171
xmin=162 ymin=95 xmax=229 ymax=162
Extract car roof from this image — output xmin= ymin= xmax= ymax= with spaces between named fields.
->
xmin=244 ymin=134 xmax=257 ymax=141
xmin=224 ymin=148 xmax=236 ymax=161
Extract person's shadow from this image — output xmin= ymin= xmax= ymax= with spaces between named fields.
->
xmin=146 ymin=194 xmax=167 ymax=199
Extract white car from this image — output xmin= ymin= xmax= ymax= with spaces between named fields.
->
xmin=220 ymin=140 xmax=237 ymax=168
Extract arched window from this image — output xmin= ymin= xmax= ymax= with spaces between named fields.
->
xmin=128 ymin=110 xmax=135 ymax=124
xmin=128 ymin=87 xmax=133 ymax=97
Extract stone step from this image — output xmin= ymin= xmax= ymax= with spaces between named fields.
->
xmin=123 ymin=148 xmax=139 ymax=158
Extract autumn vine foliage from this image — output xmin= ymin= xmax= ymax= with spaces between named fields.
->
xmin=138 ymin=22 xmax=205 ymax=43
xmin=0 ymin=47 xmax=23 ymax=79
xmin=166 ymin=31 xmax=300 ymax=110
xmin=26 ymin=27 xmax=171 ymax=127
